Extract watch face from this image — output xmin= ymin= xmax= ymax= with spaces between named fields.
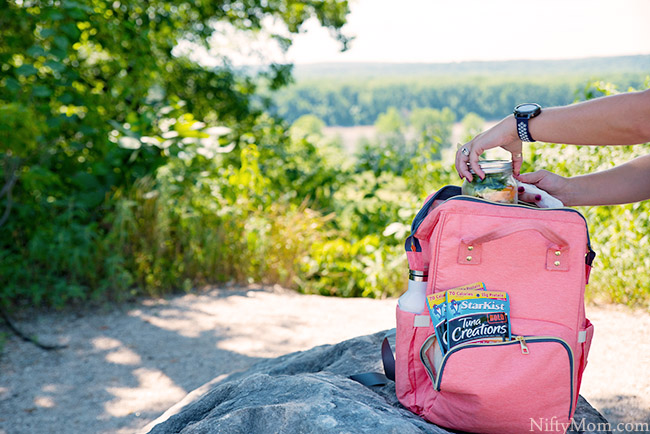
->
xmin=517 ymin=103 xmax=539 ymax=114
xmin=515 ymin=103 xmax=541 ymax=117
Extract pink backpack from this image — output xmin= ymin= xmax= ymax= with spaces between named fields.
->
xmin=396 ymin=185 xmax=595 ymax=434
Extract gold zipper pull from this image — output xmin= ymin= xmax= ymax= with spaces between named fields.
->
xmin=516 ymin=336 xmax=530 ymax=355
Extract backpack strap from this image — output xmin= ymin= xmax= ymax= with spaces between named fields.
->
xmin=405 ymin=185 xmax=461 ymax=257
xmin=410 ymin=185 xmax=461 ymax=238
xmin=349 ymin=329 xmax=396 ymax=387
xmin=585 ymin=249 xmax=596 ymax=284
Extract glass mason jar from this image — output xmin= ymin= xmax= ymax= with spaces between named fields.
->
xmin=461 ymin=160 xmax=518 ymax=204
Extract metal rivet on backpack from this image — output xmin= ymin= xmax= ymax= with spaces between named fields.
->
xmin=466 ymin=256 xmax=472 ymax=262
xmin=554 ymin=261 xmax=561 ymax=266
xmin=555 ymin=251 xmax=561 ymax=256
xmin=467 ymin=246 xmax=473 ymax=251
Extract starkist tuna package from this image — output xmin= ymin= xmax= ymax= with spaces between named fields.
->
xmin=445 ymin=289 xmax=511 ymax=351
xmin=426 ymin=282 xmax=487 ymax=354
xmin=426 ymin=291 xmax=447 ymax=354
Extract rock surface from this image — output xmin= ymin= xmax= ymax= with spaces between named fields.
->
xmin=147 ymin=331 xmax=611 ymax=434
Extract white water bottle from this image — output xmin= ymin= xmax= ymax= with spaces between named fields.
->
xmin=398 ymin=269 xmax=428 ymax=313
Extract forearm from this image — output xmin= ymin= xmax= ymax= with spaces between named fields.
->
xmin=529 ymin=89 xmax=650 ymax=146
xmin=564 ymin=154 xmax=650 ymax=206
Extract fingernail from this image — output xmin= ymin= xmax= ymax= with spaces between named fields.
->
xmin=518 ymin=186 xmax=525 ymax=193
xmin=535 ymin=194 xmax=542 ymax=201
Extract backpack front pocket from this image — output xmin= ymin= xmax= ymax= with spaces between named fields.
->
xmin=420 ymin=335 xmax=575 ymax=434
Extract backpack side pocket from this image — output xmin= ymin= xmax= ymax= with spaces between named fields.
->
xmin=575 ymin=319 xmax=594 ymax=402
xmin=395 ymin=304 xmax=434 ymax=416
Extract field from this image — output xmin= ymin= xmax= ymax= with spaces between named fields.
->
xmin=323 ymin=121 xmax=503 ymax=159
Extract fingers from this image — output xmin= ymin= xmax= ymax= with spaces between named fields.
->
xmin=511 ymin=152 xmax=523 ymax=176
xmin=517 ymin=186 xmax=542 ymax=205
xmin=457 ymin=140 xmax=523 ymax=181
xmin=457 ymin=116 xmax=525 ymax=181
xmin=468 ymin=149 xmax=485 ymax=179
xmin=456 ymin=140 xmax=489 ymax=181
xmin=516 ymin=169 xmax=549 ymax=185
xmin=455 ymin=144 xmax=474 ymax=181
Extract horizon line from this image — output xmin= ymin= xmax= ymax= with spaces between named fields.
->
xmin=288 ymin=53 xmax=650 ymax=67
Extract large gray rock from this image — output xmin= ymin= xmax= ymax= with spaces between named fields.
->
xmin=147 ymin=331 xmax=611 ymax=434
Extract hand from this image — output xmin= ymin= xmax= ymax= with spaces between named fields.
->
xmin=516 ymin=170 xmax=571 ymax=205
xmin=455 ymin=116 xmax=523 ymax=182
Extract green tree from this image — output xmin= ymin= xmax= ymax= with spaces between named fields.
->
xmin=460 ymin=112 xmax=485 ymax=143
xmin=409 ymin=106 xmax=456 ymax=145
xmin=375 ymin=107 xmax=405 ymax=140
xmin=289 ymin=114 xmax=326 ymax=142
xmin=354 ymin=107 xmax=406 ymax=176
xmin=0 ymin=0 xmax=351 ymax=307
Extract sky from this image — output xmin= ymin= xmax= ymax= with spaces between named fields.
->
xmin=283 ymin=0 xmax=650 ymax=64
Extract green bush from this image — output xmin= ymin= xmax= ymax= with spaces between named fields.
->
xmin=0 ymin=0 xmax=351 ymax=308
xmin=298 ymin=235 xmax=406 ymax=298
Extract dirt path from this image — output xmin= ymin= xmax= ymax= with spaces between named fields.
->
xmin=0 ymin=285 xmax=648 ymax=434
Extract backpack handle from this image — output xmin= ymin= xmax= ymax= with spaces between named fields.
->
xmin=459 ymin=222 xmax=570 ymax=271
xmin=467 ymin=221 xmax=568 ymax=249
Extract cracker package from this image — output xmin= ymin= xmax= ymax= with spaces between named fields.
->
xmin=446 ymin=289 xmax=510 ymax=350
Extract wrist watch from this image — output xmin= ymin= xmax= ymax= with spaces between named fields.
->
xmin=513 ymin=103 xmax=542 ymax=142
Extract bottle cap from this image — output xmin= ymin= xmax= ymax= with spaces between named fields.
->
xmin=409 ymin=269 xmax=428 ymax=281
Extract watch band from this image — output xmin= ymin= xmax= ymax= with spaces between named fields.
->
xmin=516 ymin=117 xmax=535 ymax=142
xmin=513 ymin=103 xmax=541 ymax=142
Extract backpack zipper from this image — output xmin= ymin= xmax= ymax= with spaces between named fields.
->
xmin=515 ymin=335 xmax=530 ymax=354
xmin=413 ymin=195 xmax=593 ymax=251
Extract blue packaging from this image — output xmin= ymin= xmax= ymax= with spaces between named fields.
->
xmin=446 ymin=289 xmax=511 ymax=350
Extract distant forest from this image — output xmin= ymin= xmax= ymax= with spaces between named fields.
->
xmin=270 ymin=55 xmax=650 ymax=126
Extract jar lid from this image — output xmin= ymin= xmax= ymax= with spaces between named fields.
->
xmin=467 ymin=160 xmax=513 ymax=175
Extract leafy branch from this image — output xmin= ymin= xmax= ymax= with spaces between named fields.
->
xmin=0 ymin=154 xmax=19 ymax=229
